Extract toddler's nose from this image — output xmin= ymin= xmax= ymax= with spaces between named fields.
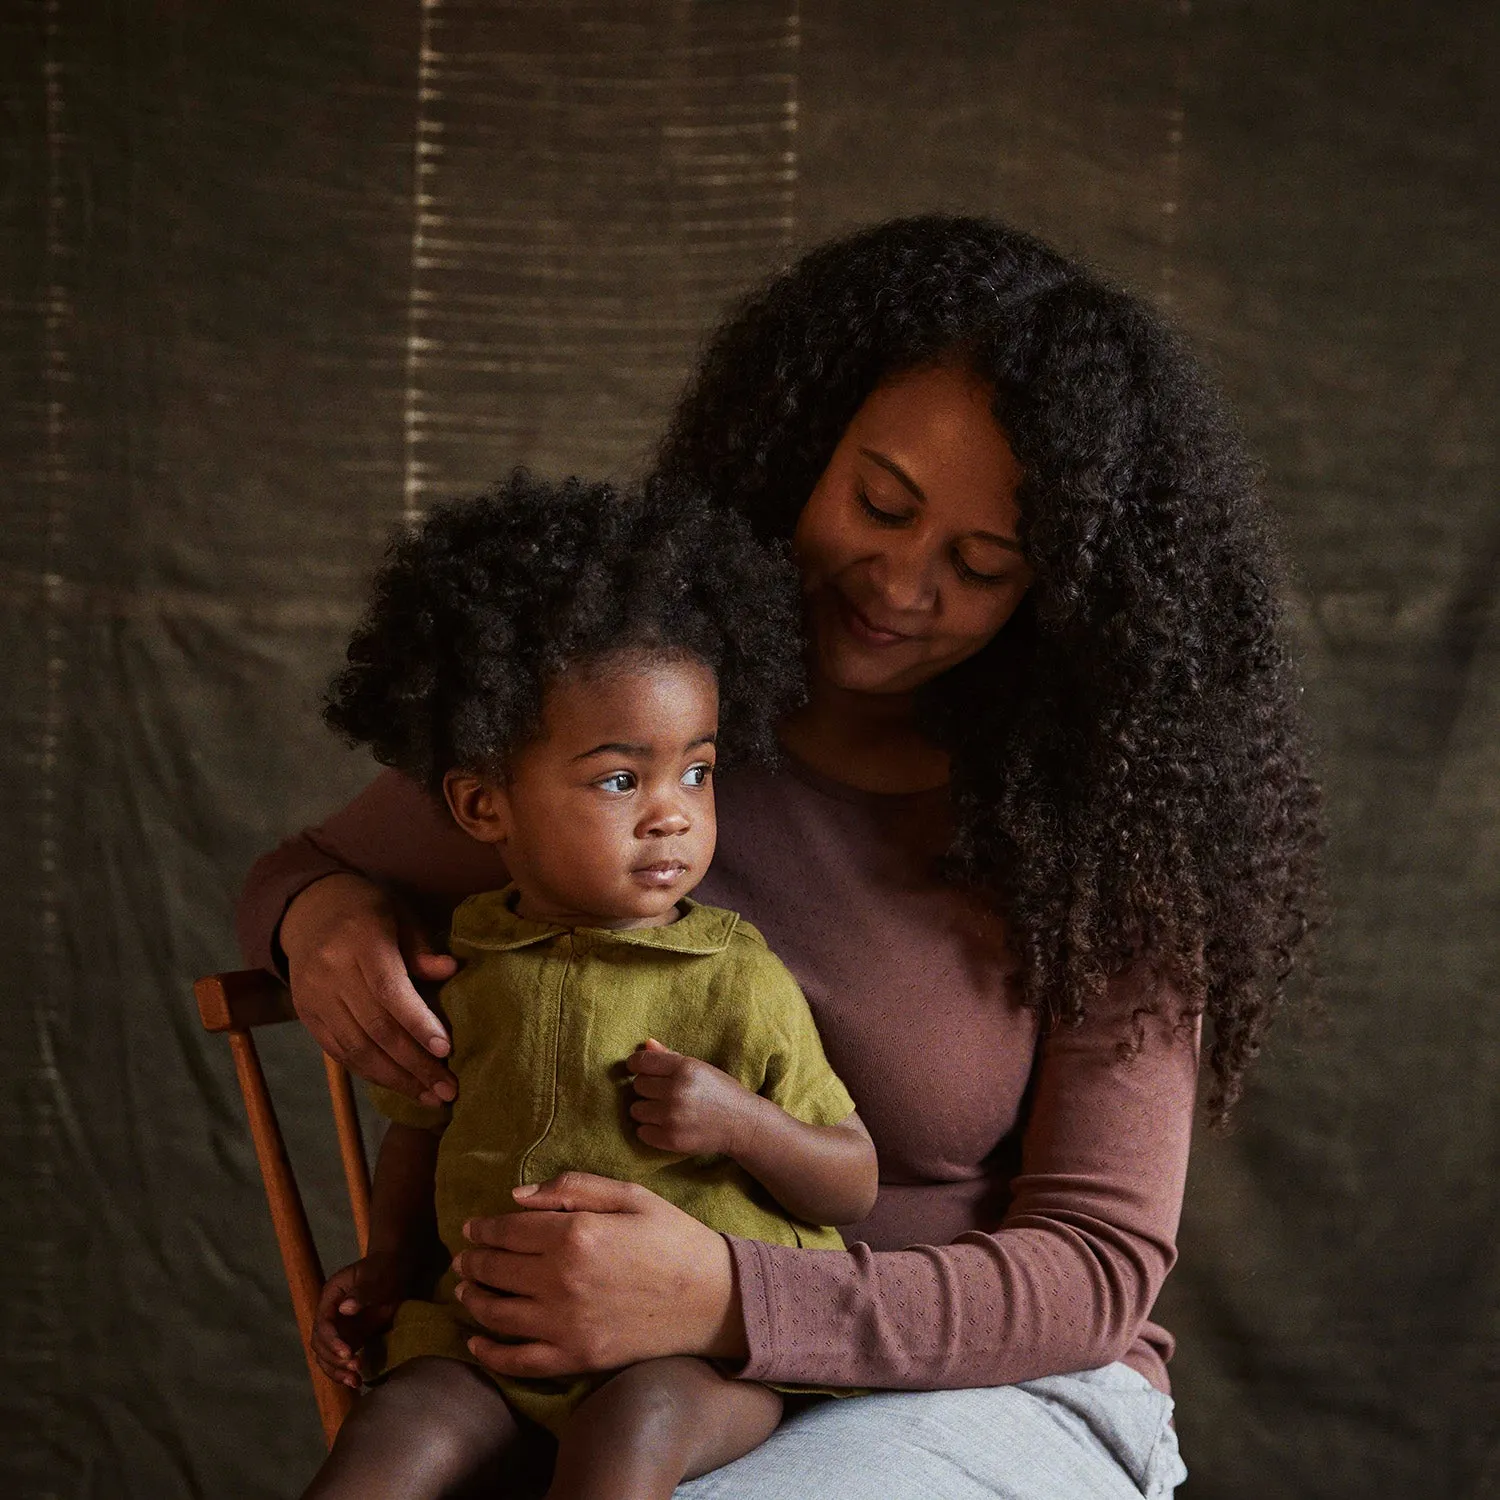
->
xmin=639 ymin=802 xmax=690 ymax=838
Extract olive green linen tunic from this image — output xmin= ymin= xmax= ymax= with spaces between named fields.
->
xmin=369 ymin=887 xmax=855 ymax=1434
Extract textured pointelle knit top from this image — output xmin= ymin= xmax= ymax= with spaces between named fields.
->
xmin=236 ymin=755 xmax=1199 ymax=1395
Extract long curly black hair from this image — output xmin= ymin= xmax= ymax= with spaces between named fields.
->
xmin=658 ymin=215 xmax=1324 ymax=1125
xmin=324 ymin=471 xmax=806 ymax=794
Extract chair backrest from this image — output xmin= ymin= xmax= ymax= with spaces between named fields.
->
xmin=195 ymin=969 xmax=373 ymax=1446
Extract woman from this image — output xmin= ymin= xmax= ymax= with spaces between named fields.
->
xmin=239 ymin=216 xmax=1322 ymax=1498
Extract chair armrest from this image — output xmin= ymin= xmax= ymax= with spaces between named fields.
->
xmin=195 ymin=969 xmax=298 ymax=1032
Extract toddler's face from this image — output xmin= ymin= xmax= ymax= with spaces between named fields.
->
xmin=456 ymin=653 xmax=719 ymax=929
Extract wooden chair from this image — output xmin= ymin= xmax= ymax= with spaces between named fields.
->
xmin=195 ymin=969 xmax=372 ymax=1446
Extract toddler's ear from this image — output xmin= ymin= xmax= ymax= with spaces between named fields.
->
xmin=443 ymin=770 xmax=511 ymax=845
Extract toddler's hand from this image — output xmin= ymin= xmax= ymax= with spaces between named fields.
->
xmin=310 ymin=1250 xmax=414 ymax=1389
xmin=626 ymin=1039 xmax=759 ymax=1158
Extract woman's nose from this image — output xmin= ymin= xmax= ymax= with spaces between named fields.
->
xmin=870 ymin=535 xmax=938 ymax=612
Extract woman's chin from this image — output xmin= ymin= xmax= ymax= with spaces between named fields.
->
xmin=813 ymin=643 xmax=929 ymax=698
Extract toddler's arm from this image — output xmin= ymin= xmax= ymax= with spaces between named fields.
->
xmin=365 ymin=1119 xmax=443 ymax=1261
xmin=627 ymin=1041 xmax=877 ymax=1226
xmin=311 ymin=1121 xmax=442 ymax=1386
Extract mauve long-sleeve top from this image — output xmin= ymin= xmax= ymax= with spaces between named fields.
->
xmin=236 ymin=755 xmax=1198 ymax=1395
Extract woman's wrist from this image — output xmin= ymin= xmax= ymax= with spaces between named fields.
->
xmin=699 ymin=1233 xmax=750 ymax=1362
xmin=278 ymin=871 xmax=383 ymax=970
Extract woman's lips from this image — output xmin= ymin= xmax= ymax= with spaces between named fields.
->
xmin=834 ymin=591 xmax=914 ymax=647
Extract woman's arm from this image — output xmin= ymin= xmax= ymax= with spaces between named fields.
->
xmin=729 ymin=973 xmax=1199 ymax=1390
xmin=236 ymin=770 xmax=500 ymax=1099
xmin=453 ymin=969 xmax=1197 ymax=1391
xmin=236 ymin=769 xmax=496 ymax=975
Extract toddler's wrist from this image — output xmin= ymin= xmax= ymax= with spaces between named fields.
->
xmin=723 ymin=1088 xmax=773 ymax=1165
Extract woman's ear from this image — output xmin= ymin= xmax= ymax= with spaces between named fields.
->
xmin=443 ymin=770 xmax=512 ymax=845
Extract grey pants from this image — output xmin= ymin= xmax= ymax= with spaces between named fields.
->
xmin=674 ymin=1363 xmax=1187 ymax=1500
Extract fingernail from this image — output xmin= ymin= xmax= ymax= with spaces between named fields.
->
xmin=513 ymin=1182 xmax=539 ymax=1199
xmin=434 ymin=1081 xmax=456 ymax=1102
xmin=420 ymin=1091 xmax=441 ymax=1108
xmin=451 ymin=1255 xmax=462 ymax=1272
xmin=453 ymin=1281 xmax=466 ymax=1302
xmin=427 ymin=1036 xmax=451 ymax=1058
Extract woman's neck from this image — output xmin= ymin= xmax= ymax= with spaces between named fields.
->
xmin=778 ymin=683 xmax=949 ymax=794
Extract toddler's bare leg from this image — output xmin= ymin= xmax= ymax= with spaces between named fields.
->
xmin=546 ymin=1356 xmax=782 ymax=1500
xmin=302 ymin=1356 xmax=526 ymax=1499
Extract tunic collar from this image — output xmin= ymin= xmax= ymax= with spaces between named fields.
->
xmin=450 ymin=885 xmax=739 ymax=956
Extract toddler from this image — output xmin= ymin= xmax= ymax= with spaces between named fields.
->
xmin=300 ymin=473 xmax=877 ymax=1500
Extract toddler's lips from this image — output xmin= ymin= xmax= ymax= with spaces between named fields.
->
xmin=632 ymin=861 xmax=689 ymax=887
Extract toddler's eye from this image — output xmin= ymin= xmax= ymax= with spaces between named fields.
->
xmin=596 ymin=771 xmax=637 ymax=794
xmin=681 ymin=763 xmax=712 ymax=788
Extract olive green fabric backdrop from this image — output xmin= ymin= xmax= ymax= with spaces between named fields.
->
xmin=3 ymin=2 xmax=1496 ymax=1496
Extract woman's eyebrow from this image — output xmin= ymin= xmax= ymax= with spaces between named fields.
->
xmin=968 ymin=530 xmax=1025 ymax=555
xmin=859 ymin=446 xmax=926 ymax=502
xmin=860 ymin=446 xmax=1024 ymax=553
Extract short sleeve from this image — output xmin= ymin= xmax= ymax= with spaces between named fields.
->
xmin=366 ymin=1082 xmax=449 ymax=1133
xmin=743 ymin=946 xmax=856 ymax=1128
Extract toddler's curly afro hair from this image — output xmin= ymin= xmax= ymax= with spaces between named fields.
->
xmin=324 ymin=470 xmax=805 ymax=794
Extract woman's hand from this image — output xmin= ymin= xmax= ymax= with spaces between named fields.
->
xmin=280 ymin=872 xmax=459 ymax=1104
xmin=452 ymin=1173 xmax=747 ymax=1380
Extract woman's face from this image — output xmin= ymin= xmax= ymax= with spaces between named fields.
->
xmin=792 ymin=363 xmax=1032 ymax=698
